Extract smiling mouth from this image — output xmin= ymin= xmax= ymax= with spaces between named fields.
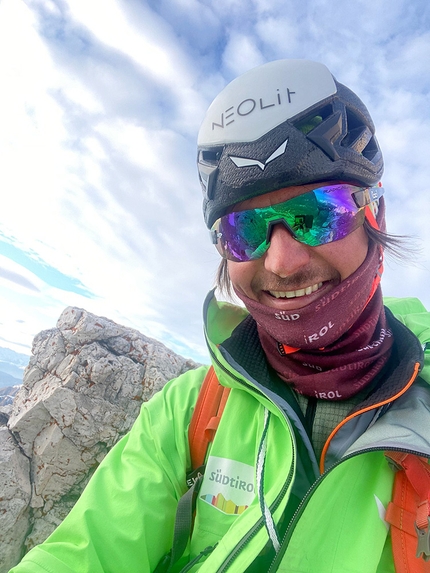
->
xmin=268 ymin=282 xmax=323 ymax=299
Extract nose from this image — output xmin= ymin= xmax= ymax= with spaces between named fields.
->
xmin=264 ymin=224 xmax=311 ymax=278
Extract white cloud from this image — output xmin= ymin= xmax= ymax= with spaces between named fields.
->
xmin=0 ymin=0 xmax=430 ymax=366
xmin=255 ymin=17 xmax=299 ymax=55
xmin=62 ymin=0 xmax=183 ymax=81
xmin=55 ymin=0 xmax=208 ymax=135
xmin=221 ymin=33 xmax=265 ymax=76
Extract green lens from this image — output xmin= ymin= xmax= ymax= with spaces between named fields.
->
xmin=213 ymin=184 xmax=380 ymax=262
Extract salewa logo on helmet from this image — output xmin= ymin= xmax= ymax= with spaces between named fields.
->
xmin=229 ymin=138 xmax=289 ymax=171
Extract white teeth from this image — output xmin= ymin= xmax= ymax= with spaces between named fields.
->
xmin=269 ymin=282 xmax=323 ymax=299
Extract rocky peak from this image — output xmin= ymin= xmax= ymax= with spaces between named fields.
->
xmin=0 ymin=307 xmax=200 ymax=573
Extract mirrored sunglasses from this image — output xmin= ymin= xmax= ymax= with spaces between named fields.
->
xmin=210 ymin=183 xmax=384 ymax=262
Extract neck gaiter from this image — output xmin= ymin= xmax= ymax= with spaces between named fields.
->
xmin=234 ymin=241 xmax=394 ymax=400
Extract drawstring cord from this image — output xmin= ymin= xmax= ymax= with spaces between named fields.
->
xmin=256 ymin=408 xmax=280 ymax=553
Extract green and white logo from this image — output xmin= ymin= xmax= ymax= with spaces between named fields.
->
xmin=200 ymin=456 xmax=255 ymax=514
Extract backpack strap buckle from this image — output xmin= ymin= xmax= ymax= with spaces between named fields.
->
xmin=416 ymin=517 xmax=430 ymax=560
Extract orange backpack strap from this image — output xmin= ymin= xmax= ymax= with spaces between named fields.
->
xmin=385 ymin=451 xmax=430 ymax=572
xmin=188 ymin=366 xmax=230 ymax=474
xmin=155 ymin=368 xmax=228 ymax=572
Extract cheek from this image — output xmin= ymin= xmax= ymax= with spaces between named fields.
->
xmin=227 ymin=260 xmax=260 ymax=296
xmin=323 ymin=226 xmax=369 ymax=281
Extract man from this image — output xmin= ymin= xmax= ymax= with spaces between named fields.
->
xmin=9 ymin=60 xmax=430 ymax=572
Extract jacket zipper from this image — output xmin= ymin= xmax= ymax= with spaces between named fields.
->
xmin=206 ymin=346 xmax=297 ymax=573
xmin=216 ymin=457 xmax=294 ymax=573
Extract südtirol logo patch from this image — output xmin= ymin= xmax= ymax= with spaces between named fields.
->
xmin=200 ymin=456 xmax=255 ymax=515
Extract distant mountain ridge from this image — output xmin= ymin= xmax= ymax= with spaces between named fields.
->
xmin=0 ymin=370 xmax=21 ymax=386
xmin=0 ymin=347 xmax=29 ymax=366
xmin=0 ymin=384 xmax=20 ymax=407
xmin=0 ymin=347 xmax=29 ymax=389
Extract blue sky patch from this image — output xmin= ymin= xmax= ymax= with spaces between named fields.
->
xmin=0 ymin=236 xmax=93 ymax=298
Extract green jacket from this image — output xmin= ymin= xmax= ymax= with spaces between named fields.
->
xmin=9 ymin=294 xmax=430 ymax=573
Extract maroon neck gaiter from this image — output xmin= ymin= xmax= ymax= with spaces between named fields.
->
xmin=234 ymin=242 xmax=394 ymax=400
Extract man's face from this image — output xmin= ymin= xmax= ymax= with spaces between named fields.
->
xmin=227 ymin=182 xmax=369 ymax=310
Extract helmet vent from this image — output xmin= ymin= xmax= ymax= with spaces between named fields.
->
xmin=342 ymin=108 xmax=378 ymax=160
xmin=199 ymin=148 xmax=223 ymax=166
xmin=293 ymin=104 xmax=333 ymax=135
xmin=361 ymin=136 xmax=379 ymax=161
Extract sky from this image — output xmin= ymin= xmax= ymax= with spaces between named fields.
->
xmin=0 ymin=0 xmax=430 ymax=363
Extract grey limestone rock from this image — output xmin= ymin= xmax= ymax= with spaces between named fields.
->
xmin=1 ymin=307 xmax=200 ymax=573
